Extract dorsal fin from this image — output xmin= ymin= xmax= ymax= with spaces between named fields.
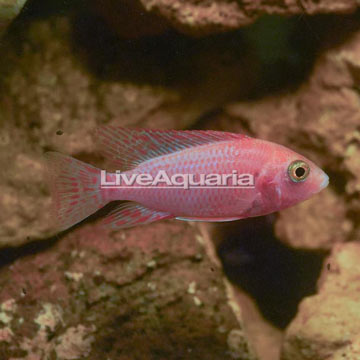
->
xmin=94 ymin=126 xmax=246 ymax=170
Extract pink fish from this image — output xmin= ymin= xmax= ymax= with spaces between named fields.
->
xmin=45 ymin=127 xmax=329 ymax=231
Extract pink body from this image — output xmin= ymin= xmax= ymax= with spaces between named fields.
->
xmin=45 ymin=127 xmax=329 ymax=230
xmin=107 ymin=138 xmax=326 ymax=219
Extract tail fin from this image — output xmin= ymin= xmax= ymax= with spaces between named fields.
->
xmin=44 ymin=152 xmax=107 ymax=231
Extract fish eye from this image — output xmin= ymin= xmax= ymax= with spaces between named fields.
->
xmin=288 ymin=160 xmax=310 ymax=182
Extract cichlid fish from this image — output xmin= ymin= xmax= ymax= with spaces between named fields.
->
xmin=45 ymin=127 xmax=329 ymax=231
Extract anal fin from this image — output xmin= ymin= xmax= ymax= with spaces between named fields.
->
xmin=101 ymin=202 xmax=173 ymax=229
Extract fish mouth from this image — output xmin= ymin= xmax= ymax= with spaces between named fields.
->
xmin=319 ymin=173 xmax=329 ymax=190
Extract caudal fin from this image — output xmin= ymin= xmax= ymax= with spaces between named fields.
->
xmin=44 ymin=152 xmax=107 ymax=231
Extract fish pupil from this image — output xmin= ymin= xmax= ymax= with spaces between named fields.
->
xmin=295 ymin=167 xmax=306 ymax=178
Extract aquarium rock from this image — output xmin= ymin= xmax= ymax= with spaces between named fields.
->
xmin=282 ymin=242 xmax=360 ymax=359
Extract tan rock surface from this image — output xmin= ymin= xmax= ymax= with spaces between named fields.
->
xmin=282 ymin=243 xmax=360 ymax=360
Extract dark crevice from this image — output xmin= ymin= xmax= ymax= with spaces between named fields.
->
xmin=214 ymin=216 xmax=326 ymax=329
xmin=0 ymin=233 xmax=63 ymax=270
xmin=0 ymin=201 xmax=122 ymax=270
xmin=69 ymin=7 xmax=321 ymax=95
xmin=322 ymin=167 xmax=350 ymax=197
xmin=18 ymin=0 xmax=84 ymax=19
xmin=70 ymin=10 xmax=250 ymax=89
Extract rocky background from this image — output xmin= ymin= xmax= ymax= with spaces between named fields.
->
xmin=0 ymin=0 xmax=359 ymax=359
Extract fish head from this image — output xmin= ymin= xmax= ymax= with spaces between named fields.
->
xmin=256 ymin=143 xmax=329 ymax=212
